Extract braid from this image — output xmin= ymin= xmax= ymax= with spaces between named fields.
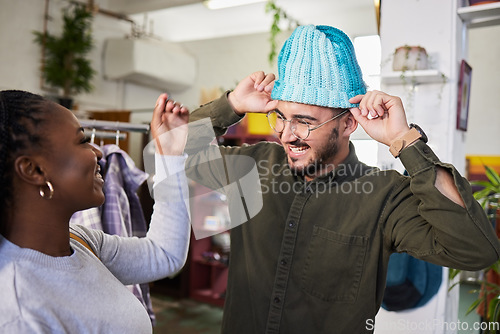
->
xmin=0 ymin=90 xmax=48 ymax=219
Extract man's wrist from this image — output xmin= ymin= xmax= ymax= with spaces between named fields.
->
xmin=227 ymin=91 xmax=245 ymax=116
xmin=389 ymin=127 xmax=423 ymax=158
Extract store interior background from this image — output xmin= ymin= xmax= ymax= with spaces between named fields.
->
xmin=1 ymin=0 xmax=499 ymax=333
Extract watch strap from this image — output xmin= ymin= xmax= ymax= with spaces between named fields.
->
xmin=389 ymin=128 xmax=422 ymax=158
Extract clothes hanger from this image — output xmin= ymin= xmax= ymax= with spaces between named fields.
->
xmin=91 ymin=127 xmax=97 ymax=145
xmin=115 ymin=121 xmax=120 ymax=147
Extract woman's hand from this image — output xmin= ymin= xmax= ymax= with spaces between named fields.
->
xmin=151 ymin=94 xmax=189 ymax=155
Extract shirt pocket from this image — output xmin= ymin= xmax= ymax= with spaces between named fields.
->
xmin=301 ymin=225 xmax=368 ymax=303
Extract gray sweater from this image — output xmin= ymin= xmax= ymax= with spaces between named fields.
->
xmin=0 ymin=155 xmax=190 ymax=333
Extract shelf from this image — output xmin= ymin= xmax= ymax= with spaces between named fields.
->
xmin=380 ymin=70 xmax=446 ymax=85
xmin=457 ymin=2 xmax=500 ymax=28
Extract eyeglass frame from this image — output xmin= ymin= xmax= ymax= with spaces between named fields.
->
xmin=266 ymin=108 xmax=350 ymax=140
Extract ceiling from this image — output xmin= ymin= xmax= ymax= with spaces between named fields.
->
xmin=106 ymin=0 xmax=202 ymax=14
xmin=100 ymin=0 xmax=378 ymax=42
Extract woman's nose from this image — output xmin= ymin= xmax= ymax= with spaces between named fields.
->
xmin=91 ymin=144 xmax=103 ymax=161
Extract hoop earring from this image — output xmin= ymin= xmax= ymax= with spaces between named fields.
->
xmin=39 ymin=181 xmax=54 ymax=199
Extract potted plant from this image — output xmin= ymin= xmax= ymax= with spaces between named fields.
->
xmin=381 ymin=44 xmax=447 ymax=113
xmin=392 ymin=45 xmax=429 ymax=72
xmin=450 ymin=165 xmax=500 ymax=332
xmin=33 ymin=2 xmax=96 ymax=109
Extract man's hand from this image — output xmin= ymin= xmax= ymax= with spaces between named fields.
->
xmin=349 ymin=90 xmax=411 ymax=147
xmin=151 ymin=94 xmax=189 ymax=155
xmin=228 ymin=71 xmax=279 ymax=116
xmin=350 ymin=91 xmax=465 ymax=207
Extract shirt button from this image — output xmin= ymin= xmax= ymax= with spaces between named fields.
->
xmin=274 ymin=297 xmax=281 ymax=304
xmin=288 ymin=221 xmax=295 ymax=228
xmin=423 ymin=147 xmax=430 ymax=154
xmin=280 ymin=259 xmax=287 ymax=265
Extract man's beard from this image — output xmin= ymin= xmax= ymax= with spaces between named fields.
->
xmin=290 ymin=126 xmax=340 ymax=178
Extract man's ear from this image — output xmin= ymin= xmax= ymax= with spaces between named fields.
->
xmin=342 ymin=112 xmax=358 ymax=138
xmin=14 ymin=156 xmax=46 ymax=186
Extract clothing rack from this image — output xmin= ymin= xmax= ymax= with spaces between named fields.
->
xmin=79 ymin=119 xmax=150 ymax=133
xmin=92 ymin=130 xmax=127 ymax=141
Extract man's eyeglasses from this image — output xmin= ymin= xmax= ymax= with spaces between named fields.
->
xmin=266 ymin=109 xmax=350 ymax=140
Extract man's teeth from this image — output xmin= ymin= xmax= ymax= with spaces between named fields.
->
xmin=290 ymin=146 xmax=308 ymax=153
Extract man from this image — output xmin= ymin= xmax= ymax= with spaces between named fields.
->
xmin=186 ymin=25 xmax=499 ymax=333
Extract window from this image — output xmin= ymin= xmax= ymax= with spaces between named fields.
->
xmin=351 ymin=35 xmax=381 ymax=167
xmin=353 ymin=35 xmax=381 ymax=91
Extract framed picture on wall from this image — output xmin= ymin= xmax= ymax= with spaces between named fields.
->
xmin=457 ymin=60 xmax=472 ymax=131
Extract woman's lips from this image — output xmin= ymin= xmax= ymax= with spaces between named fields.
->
xmin=95 ymin=166 xmax=104 ymax=184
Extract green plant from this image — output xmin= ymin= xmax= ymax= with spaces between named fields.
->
xmin=265 ymin=0 xmax=300 ymax=65
xmin=472 ymin=166 xmax=500 ymax=209
xmin=33 ymin=2 xmax=96 ymax=99
xmin=450 ymin=165 xmax=500 ymax=332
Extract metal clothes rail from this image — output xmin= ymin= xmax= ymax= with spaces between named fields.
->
xmin=78 ymin=119 xmax=150 ymax=133
xmin=91 ymin=130 xmax=127 ymax=141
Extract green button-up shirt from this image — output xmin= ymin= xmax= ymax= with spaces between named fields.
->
xmin=186 ymin=93 xmax=499 ymax=333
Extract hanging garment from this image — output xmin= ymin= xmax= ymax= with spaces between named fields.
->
xmin=99 ymin=144 xmax=154 ymax=323
xmin=70 ymin=207 xmax=103 ymax=230
xmin=70 ymin=144 xmax=154 ymax=324
xmin=99 ymin=145 xmax=149 ymax=236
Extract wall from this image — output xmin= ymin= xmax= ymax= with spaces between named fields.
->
xmin=374 ymin=0 xmax=500 ymax=332
xmin=0 ymin=0 xmax=273 ymax=163
xmin=0 ymin=0 xmax=45 ymax=92
xmin=0 ymin=0 xmax=377 ymax=164
xmin=376 ymin=0 xmax=461 ymax=333
xmin=377 ymin=0 xmax=461 ymax=172
xmin=374 ymin=1 xmax=500 ymax=172
xmin=0 ymin=0 xmax=164 ymax=111
xmin=2 ymin=1 xmax=496 ymax=158
xmin=465 ymin=25 xmax=500 ymax=156
xmin=177 ymin=32 xmax=279 ymax=106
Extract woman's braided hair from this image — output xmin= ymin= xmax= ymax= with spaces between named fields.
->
xmin=0 ymin=90 xmax=49 ymax=219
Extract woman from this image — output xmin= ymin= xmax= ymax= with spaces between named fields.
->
xmin=0 ymin=90 xmax=190 ymax=333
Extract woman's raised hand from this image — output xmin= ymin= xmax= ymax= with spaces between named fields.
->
xmin=151 ymin=94 xmax=189 ymax=155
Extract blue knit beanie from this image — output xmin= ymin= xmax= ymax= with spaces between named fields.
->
xmin=271 ymin=25 xmax=367 ymax=108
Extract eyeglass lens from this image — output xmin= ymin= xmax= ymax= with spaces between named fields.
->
xmin=267 ymin=111 xmax=310 ymax=140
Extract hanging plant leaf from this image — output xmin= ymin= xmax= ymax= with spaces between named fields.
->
xmin=265 ymin=0 xmax=300 ymax=65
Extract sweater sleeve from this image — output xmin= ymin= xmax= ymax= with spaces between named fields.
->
xmin=385 ymin=140 xmax=500 ymax=270
xmin=72 ymin=154 xmax=190 ymax=285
